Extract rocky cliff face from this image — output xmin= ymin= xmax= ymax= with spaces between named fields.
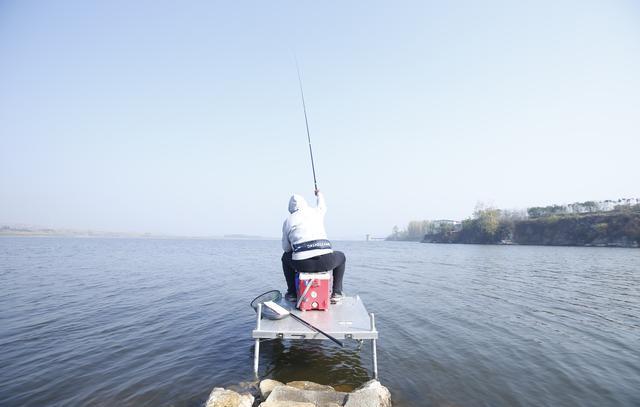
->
xmin=421 ymin=211 xmax=640 ymax=247
xmin=513 ymin=212 xmax=640 ymax=247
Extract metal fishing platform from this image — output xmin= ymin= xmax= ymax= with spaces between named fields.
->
xmin=252 ymin=295 xmax=379 ymax=378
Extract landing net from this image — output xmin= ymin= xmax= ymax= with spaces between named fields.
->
xmin=250 ymin=290 xmax=288 ymax=320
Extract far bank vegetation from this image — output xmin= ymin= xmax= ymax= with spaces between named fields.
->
xmin=387 ymin=198 xmax=640 ymax=248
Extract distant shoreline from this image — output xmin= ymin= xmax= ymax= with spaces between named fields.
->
xmin=388 ymin=199 xmax=640 ymax=248
xmin=417 ymin=240 xmax=639 ymax=249
xmin=0 ymin=234 xmax=279 ymax=240
xmin=0 ymin=226 xmax=276 ymax=240
xmin=391 ymin=211 xmax=640 ymax=248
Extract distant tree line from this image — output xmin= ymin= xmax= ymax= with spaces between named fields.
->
xmin=387 ymin=198 xmax=640 ymax=247
xmin=389 ymin=220 xmax=460 ymax=241
xmin=527 ymin=198 xmax=640 ymax=218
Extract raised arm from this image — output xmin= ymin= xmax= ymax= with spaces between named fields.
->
xmin=316 ymin=190 xmax=327 ymax=215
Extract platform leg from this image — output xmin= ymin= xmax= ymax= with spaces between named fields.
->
xmin=253 ymin=338 xmax=260 ymax=377
xmin=254 ymin=303 xmax=262 ymax=377
xmin=370 ymin=312 xmax=378 ymax=380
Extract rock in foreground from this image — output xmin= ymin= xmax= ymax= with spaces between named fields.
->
xmin=205 ymin=387 xmax=254 ymax=407
xmin=259 ymin=379 xmax=285 ymax=399
xmin=205 ymin=379 xmax=391 ymax=407
xmin=261 ymin=384 xmax=347 ymax=406
xmin=258 ymin=379 xmax=391 ymax=407
xmin=343 ymin=380 xmax=391 ymax=407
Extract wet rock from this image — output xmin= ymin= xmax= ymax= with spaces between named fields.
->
xmin=286 ymin=381 xmax=336 ymax=392
xmin=260 ymin=379 xmax=285 ymax=399
xmin=227 ymin=381 xmax=259 ymax=396
xmin=332 ymin=384 xmax=353 ymax=393
xmin=344 ymin=380 xmax=391 ymax=407
xmin=260 ymin=385 xmax=348 ymax=407
xmin=258 ymin=401 xmax=316 ymax=407
xmin=213 ymin=379 xmax=391 ymax=407
xmin=205 ymin=387 xmax=254 ymax=407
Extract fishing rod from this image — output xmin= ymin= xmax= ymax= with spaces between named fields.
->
xmin=264 ymin=300 xmax=343 ymax=347
xmin=295 ymin=60 xmax=318 ymax=193
xmin=251 ymin=291 xmax=344 ymax=347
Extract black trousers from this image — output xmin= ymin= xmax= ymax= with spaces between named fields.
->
xmin=281 ymin=251 xmax=346 ymax=295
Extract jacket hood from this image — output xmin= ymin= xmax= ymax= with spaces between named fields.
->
xmin=288 ymin=194 xmax=308 ymax=213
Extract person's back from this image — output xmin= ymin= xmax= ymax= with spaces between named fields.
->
xmin=283 ymin=193 xmax=332 ymax=260
xmin=281 ymin=191 xmax=346 ymax=302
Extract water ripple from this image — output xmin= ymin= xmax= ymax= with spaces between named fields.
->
xmin=0 ymin=238 xmax=639 ymax=407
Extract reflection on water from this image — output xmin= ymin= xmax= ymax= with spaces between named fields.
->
xmin=259 ymin=340 xmax=370 ymax=390
xmin=1 ymin=238 xmax=639 ymax=407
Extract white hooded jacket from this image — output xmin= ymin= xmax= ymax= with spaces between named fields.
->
xmin=282 ymin=192 xmax=333 ymax=260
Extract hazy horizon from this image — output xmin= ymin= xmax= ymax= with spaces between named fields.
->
xmin=2 ymin=195 xmax=639 ymax=240
xmin=1 ymin=1 xmax=639 ymax=240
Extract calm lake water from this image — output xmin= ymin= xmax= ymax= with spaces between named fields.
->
xmin=1 ymin=237 xmax=639 ymax=407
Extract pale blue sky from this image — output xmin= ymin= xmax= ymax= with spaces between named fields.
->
xmin=1 ymin=1 xmax=639 ymax=239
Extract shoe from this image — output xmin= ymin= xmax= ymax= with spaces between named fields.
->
xmin=285 ymin=292 xmax=297 ymax=302
xmin=330 ymin=292 xmax=344 ymax=303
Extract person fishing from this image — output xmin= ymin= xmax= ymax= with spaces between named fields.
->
xmin=281 ymin=189 xmax=346 ymax=303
